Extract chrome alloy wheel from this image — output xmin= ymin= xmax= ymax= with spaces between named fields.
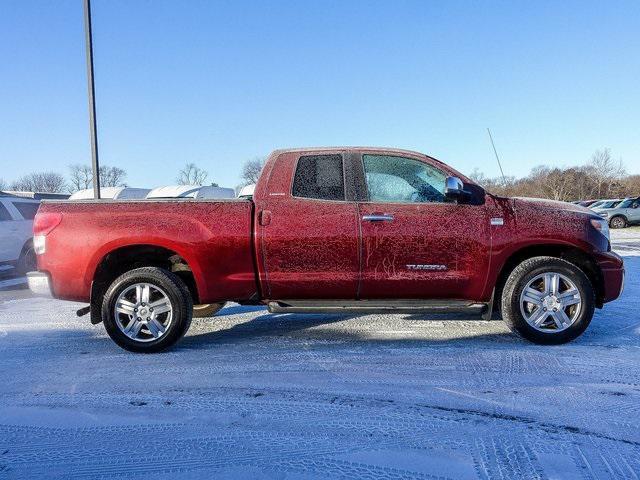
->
xmin=519 ymin=272 xmax=582 ymax=333
xmin=114 ymin=283 xmax=173 ymax=342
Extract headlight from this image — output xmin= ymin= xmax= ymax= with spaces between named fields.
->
xmin=590 ymin=218 xmax=610 ymax=240
xmin=599 ymin=212 xmax=609 ymax=217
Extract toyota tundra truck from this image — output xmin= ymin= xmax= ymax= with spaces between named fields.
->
xmin=27 ymin=147 xmax=625 ymax=352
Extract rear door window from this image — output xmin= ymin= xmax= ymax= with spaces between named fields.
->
xmin=11 ymin=201 xmax=39 ymax=220
xmin=292 ymin=155 xmax=345 ymax=201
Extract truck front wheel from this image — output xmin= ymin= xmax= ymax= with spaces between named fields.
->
xmin=101 ymin=267 xmax=193 ymax=353
xmin=501 ymin=257 xmax=594 ymax=345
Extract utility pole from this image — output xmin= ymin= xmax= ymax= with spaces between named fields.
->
xmin=486 ymin=128 xmax=507 ymax=186
xmin=83 ymin=0 xmax=101 ymax=199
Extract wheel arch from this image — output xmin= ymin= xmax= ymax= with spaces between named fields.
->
xmin=494 ymin=244 xmax=605 ymax=308
xmin=90 ymin=244 xmax=201 ymax=323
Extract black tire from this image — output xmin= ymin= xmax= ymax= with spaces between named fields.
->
xmin=501 ymin=256 xmax=595 ymax=345
xmin=101 ymin=267 xmax=193 ymax=353
xmin=17 ymin=242 xmax=37 ymax=275
xmin=609 ymin=215 xmax=627 ymax=229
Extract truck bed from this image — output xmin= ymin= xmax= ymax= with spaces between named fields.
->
xmin=36 ymin=199 xmax=258 ymax=303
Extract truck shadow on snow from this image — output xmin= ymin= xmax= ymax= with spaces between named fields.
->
xmin=180 ymin=256 xmax=639 ymax=350
xmin=181 ymin=310 xmax=520 ymax=348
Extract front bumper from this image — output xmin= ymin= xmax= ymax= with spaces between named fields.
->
xmin=595 ymin=251 xmax=625 ymax=303
xmin=27 ymin=271 xmax=53 ymax=298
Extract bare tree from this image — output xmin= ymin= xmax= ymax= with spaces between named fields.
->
xmin=469 ymin=149 xmax=635 ymax=202
xmin=11 ymin=172 xmax=67 ymax=193
xmin=177 ymin=163 xmax=208 ymax=185
xmin=468 ymin=168 xmax=488 ymax=185
xmin=68 ymin=164 xmax=94 ymax=192
xmin=240 ymin=157 xmax=265 ymax=186
xmin=0 ymin=178 xmax=6 ymax=190
xmin=469 ymin=168 xmax=518 ymax=195
xmin=623 ymin=174 xmax=640 ymax=195
xmin=99 ymin=166 xmax=127 ymax=187
xmin=68 ymin=164 xmax=127 ymax=192
xmin=589 ymin=148 xmax=626 ymax=198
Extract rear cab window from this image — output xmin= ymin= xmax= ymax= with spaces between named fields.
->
xmin=292 ymin=154 xmax=345 ymax=201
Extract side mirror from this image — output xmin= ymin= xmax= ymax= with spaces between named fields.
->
xmin=444 ymin=176 xmax=467 ymax=202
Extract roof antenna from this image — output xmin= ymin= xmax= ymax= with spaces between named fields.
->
xmin=486 ymin=128 xmax=507 ymax=185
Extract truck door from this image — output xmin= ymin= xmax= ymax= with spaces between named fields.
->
xmin=257 ymin=152 xmax=360 ymax=299
xmin=356 ymin=153 xmax=490 ymax=300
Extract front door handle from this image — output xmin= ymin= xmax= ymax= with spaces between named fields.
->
xmin=362 ymin=214 xmax=394 ymax=222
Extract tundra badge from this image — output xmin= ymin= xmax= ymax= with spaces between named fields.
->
xmin=406 ymin=264 xmax=447 ymax=271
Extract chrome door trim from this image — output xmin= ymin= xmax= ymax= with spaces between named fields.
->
xmin=362 ymin=214 xmax=394 ymax=222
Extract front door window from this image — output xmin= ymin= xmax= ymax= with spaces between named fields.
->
xmin=363 ymin=154 xmax=447 ymax=203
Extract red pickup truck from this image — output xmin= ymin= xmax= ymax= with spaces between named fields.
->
xmin=28 ymin=147 xmax=624 ymax=352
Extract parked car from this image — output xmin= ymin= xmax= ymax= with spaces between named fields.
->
xmin=237 ymin=184 xmax=255 ymax=199
xmin=597 ymin=196 xmax=640 ymax=228
xmin=69 ymin=187 xmax=151 ymax=200
xmin=575 ymin=200 xmax=598 ymax=207
xmin=1 ymin=191 xmax=69 ymax=200
xmin=591 ymin=199 xmax=623 ymax=211
xmin=28 ymin=147 xmax=624 ymax=352
xmin=588 ymin=200 xmax=606 ymax=209
xmin=146 ymin=185 xmax=235 ymax=199
xmin=0 ymin=194 xmax=40 ymax=274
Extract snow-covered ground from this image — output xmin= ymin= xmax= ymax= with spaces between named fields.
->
xmin=1 ymin=234 xmax=639 ymax=479
xmin=610 ymin=226 xmax=640 ymax=256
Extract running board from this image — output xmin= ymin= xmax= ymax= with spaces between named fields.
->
xmin=267 ymin=299 xmax=487 ymax=315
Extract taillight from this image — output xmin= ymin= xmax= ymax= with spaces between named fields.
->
xmin=33 ymin=212 xmax=62 ymax=255
xmin=33 ymin=212 xmax=62 ymax=236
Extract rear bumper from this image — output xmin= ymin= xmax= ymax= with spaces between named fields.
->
xmin=595 ymin=251 xmax=625 ymax=303
xmin=27 ymin=271 xmax=53 ymax=298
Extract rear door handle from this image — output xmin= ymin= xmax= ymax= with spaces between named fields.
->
xmin=362 ymin=214 xmax=394 ymax=222
xmin=259 ymin=210 xmax=272 ymax=226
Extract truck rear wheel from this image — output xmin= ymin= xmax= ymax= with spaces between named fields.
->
xmin=501 ymin=256 xmax=594 ymax=345
xmin=101 ymin=267 xmax=193 ymax=353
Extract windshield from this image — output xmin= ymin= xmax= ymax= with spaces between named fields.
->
xmin=598 ymin=200 xmax=622 ymax=209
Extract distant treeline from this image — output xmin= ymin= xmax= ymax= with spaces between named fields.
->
xmin=470 ymin=149 xmax=639 ymax=201
xmin=2 ymin=150 xmax=637 ymax=201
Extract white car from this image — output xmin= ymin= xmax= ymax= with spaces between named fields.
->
xmin=237 ymin=184 xmax=255 ymax=199
xmin=0 ymin=195 xmax=40 ymax=274
xmin=69 ymin=187 xmax=151 ymax=200
xmin=146 ymin=185 xmax=236 ymax=199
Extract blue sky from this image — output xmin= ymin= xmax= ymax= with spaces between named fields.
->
xmin=1 ymin=0 xmax=639 ymax=189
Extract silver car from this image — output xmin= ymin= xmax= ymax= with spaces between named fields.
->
xmin=591 ymin=198 xmax=623 ymax=212
xmin=598 ymin=196 xmax=640 ymax=228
